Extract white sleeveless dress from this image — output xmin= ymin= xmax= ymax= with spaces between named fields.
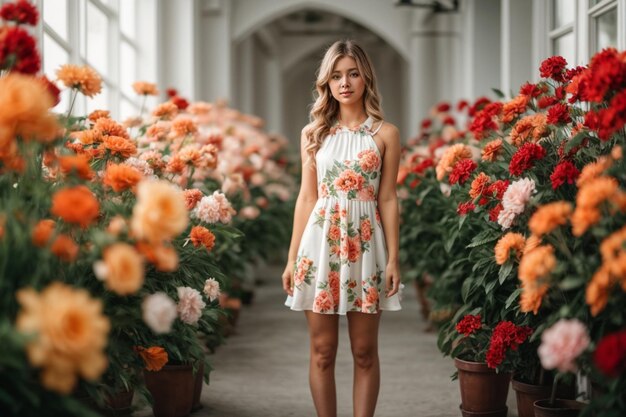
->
xmin=285 ymin=116 xmax=402 ymax=314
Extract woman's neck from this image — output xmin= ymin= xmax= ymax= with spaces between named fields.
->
xmin=337 ymin=105 xmax=368 ymax=129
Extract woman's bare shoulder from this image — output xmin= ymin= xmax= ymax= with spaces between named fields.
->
xmin=376 ymin=121 xmax=400 ymax=143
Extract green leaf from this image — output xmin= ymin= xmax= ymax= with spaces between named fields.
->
xmin=467 ymin=230 xmax=499 ymax=248
xmin=498 ymin=261 xmax=514 ymax=284
xmin=565 ymin=131 xmax=587 ymax=153
xmin=558 ymin=276 xmax=586 ymax=290
xmin=461 ymin=278 xmax=472 ymax=303
xmin=492 ymin=88 xmax=505 ymax=99
xmin=505 ymin=288 xmax=521 ymax=309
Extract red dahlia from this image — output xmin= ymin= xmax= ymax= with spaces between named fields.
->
xmin=546 ymin=103 xmax=571 ymax=125
xmin=583 ymin=48 xmax=626 ymax=102
xmin=0 ymin=0 xmax=39 ymax=26
xmin=0 ymin=26 xmax=40 ymax=74
xmin=519 ymin=82 xmax=542 ymax=98
xmin=486 ymin=321 xmax=532 ymax=369
xmin=540 ymin=56 xmax=568 ymax=83
xmin=421 ymin=118 xmax=432 ymax=129
xmin=509 ymin=143 xmax=546 ymax=176
xmin=488 ymin=204 xmax=503 ymax=222
xmin=437 ymin=102 xmax=451 ymax=112
xmin=456 ymin=314 xmax=482 ymax=336
xmin=550 ymin=161 xmax=580 ymax=189
xmin=449 ymin=159 xmax=477 ymax=185
xmin=593 ymin=329 xmax=626 ymax=378
xmin=537 ymin=96 xmax=559 ymax=109
xmin=457 ymin=201 xmax=475 ymax=216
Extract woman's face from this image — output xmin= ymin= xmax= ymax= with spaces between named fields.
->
xmin=328 ymin=56 xmax=366 ymax=106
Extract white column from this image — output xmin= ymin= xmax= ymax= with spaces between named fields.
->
xmin=501 ymin=0 xmax=533 ymax=97
xmin=157 ymin=0 xmax=197 ymax=100
xmin=236 ymin=36 xmax=255 ymax=114
xmin=197 ymin=0 xmax=233 ymax=102
xmin=266 ymin=57 xmax=283 ymax=134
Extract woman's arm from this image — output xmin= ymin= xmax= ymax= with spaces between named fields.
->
xmin=376 ymin=123 xmax=401 ymax=298
xmin=282 ymin=129 xmax=319 ymax=296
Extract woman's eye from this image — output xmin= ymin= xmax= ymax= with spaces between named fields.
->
xmin=332 ymin=75 xmax=340 ymax=80
xmin=350 ymin=72 xmax=359 ymax=78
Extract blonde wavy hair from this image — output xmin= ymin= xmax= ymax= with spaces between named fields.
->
xmin=303 ymin=40 xmax=384 ymax=168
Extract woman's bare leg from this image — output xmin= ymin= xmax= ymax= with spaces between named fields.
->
xmin=305 ymin=311 xmax=340 ymax=417
xmin=347 ymin=311 xmax=382 ymax=417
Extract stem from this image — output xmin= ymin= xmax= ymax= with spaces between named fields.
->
xmin=550 ymin=373 xmax=560 ymax=406
xmin=139 ymin=94 xmax=147 ymax=118
xmin=66 ymin=89 xmax=79 ymax=120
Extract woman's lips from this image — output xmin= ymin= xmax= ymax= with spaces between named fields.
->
xmin=340 ymin=91 xmax=353 ymax=97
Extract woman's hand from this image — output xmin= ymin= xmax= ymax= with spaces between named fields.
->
xmin=385 ymin=260 xmax=401 ymax=298
xmin=282 ymin=262 xmax=294 ymax=296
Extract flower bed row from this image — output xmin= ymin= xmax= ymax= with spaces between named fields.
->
xmin=0 ymin=1 xmax=295 ymax=415
xmin=398 ymin=49 xmax=626 ymax=415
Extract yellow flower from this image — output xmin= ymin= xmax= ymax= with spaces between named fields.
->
xmin=16 ymin=282 xmax=110 ymax=394
xmin=56 ymin=64 xmax=102 ymax=98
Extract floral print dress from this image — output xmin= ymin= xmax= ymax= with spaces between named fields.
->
xmin=285 ymin=116 xmax=402 ymax=314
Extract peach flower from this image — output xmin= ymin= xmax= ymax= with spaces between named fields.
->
xmin=177 ymin=286 xmax=206 ymax=325
xmin=436 ymin=144 xmax=473 ymax=180
xmin=524 ymin=234 xmax=542 ymax=254
xmin=97 ymin=243 xmax=145 ymax=295
xmin=152 ymin=102 xmax=179 ymax=120
xmin=313 ymin=290 xmax=334 ymax=313
xmin=469 ymin=172 xmax=491 ymax=199
xmin=334 ymin=169 xmax=365 ymax=193
xmin=328 ymin=271 xmax=340 ymax=304
xmin=94 ymin=118 xmax=129 ymax=139
xmin=131 ymin=179 xmax=189 ymax=243
xmin=203 ymin=278 xmax=221 ymax=302
xmin=363 ymin=286 xmax=379 ymax=311
xmin=16 ymin=283 xmax=110 ymax=394
xmin=132 ymin=81 xmax=158 ymax=96
xmin=538 ymin=319 xmax=590 ymax=373
xmin=240 ymin=206 xmax=260 ymax=220
xmin=501 ymin=95 xmax=529 ymax=123
xmin=586 ymin=266 xmax=611 ymax=316
xmin=193 ymin=190 xmax=236 ymax=224
xmin=171 ymin=117 xmax=197 ymax=137
xmin=328 ymin=225 xmax=341 ymax=242
xmin=361 ymin=219 xmax=372 ymax=242
xmin=101 ymin=135 xmax=137 ymax=159
xmin=56 ymin=64 xmax=102 ymax=97
xmin=103 ymin=163 xmax=143 ymax=192
xmin=183 ymin=189 xmax=203 ymax=210
xmin=481 ymin=139 xmax=503 ymax=162
xmin=497 ymin=178 xmax=536 ymax=229
xmin=520 ymin=281 xmax=549 ymax=314
xmin=87 ymin=110 xmax=110 ymax=123
xmin=357 ymin=148 xmax=381 ymax=172
xmin=518 ymin=245 xmax=556 ymax=283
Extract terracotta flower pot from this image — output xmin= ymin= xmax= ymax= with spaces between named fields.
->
xmin=144 ymin=364 xmax=194 ymax=417
xmin=454 ymin=358 xmax=511 ymax=417
xmin=191 ymin=361 xmax=205 ymax=411
xmin=512 ymin=378 xmax=576 ymax=417
xmin=533 ymin=399 xmax=586 ymax=417
xmin=104 ymin=388 xmax=134 ymax=413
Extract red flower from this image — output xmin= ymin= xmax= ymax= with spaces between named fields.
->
xmin=38 ymin=75 xmax=61 ymax=106
xmin=449 ymin=159 xmax=477 ymax=185
xmin=412 ymin=158 xmax=434 ymax=174
xmin=468 ymin=97 xmax=491 ymax=117
xmin=456 ymin=314 xmax=482 ymax=336
xmin=487 ymin=180 xmax=510 ymax=200
xmin=170 ymin=96 xmax=189 ymax=110
xmin=443 ymin=115 xmax=456 ymax=125
xmin=550 ymin=161 xmax=580 ymax=189
xmin=546 ymin=103 xmax=571 ymax=125
xmin=421 ymin=118 xmax=432 ymax=129
xmin=537 ymin=96 xmax=559 ymax=109
xmin=509 ymin=143 xmax=546 ymax=176
xmin=457 ymin=201 xmax=475 ymax=216
xmin=0 ymin=26 xmax=40 ymax=74
xmin=457 ymin=99 xmax=469 ymax=111
xmin=593 ymin=329 xmax=626 ymax=378
xmin=582 ymin=48 xmax=626 ymax=102
xmin=592 ymin=90 xmax=626 ymax=140
xmin=488 ymin=204 xmax=503 ymax=222
xmin=437 ymin=102 xmax=451 ymax=112
xmin=0 ymin=0 xmax=39 ymax=25
xmin=564 ymin=65 xmax=586 ymax=82
xmin=519 ymin=82 xmax=542 ymax=98
xmin=469 ymin=103 xmax=501 ymax=139
xmin=540 ymin=56 xmax=568 ymax=82
xmin=486 ymin=321 xmax=532 ymax=369
xmin=165 ymin=88 xmax=178 ymax=97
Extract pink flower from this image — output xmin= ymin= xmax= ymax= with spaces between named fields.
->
xmin=328 ymin=225 xmax=341 ymax=241
xmin=203 ymin=278 xmax=220 ymax=301
xmin=313 ymin=290 xmax=334 ymax=313
xmin=176 ymin=286 xmax=206 ymax=325
xmin=142 ymin=292 xmax=177 ymax=334
xmin=240 ymin=206 xmax=260 ymax=220
xmin=193 ymin=190 xmax=236 ymax=224
xmin=183 ymin=189 xmax=203 ymax=210
xmin=319 ymin=183 xmax=329 ymax=197
xmin=357 ymin=149 xmax=380 ymax=172
xmin=334 ymin=169 xmax=365 ymax=193
xmin=328 ymin=271 xmax=340 ymax=304
xmin=497 ymin=178 xmax=536 ymax=229
xmin=363 ymin=286 xmax=379 ymax=311
xmin=357 ymin=185 xmax=376 ymax=201
xmin=538 ymin=319 xmax=590 ymax=373
xmin=361 ymin=219 xmax=372 ymax=241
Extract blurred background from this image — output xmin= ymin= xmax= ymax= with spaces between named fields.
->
xmin=32 ymin=0 xmax=623 ymax=148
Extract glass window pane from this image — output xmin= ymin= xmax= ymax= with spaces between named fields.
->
xmin=120 ymin=0 xmax=136 ymax=38
xmin=86 ymin=85 xmax=109 ymax=114
xmin=552 ymin=32 xmax=575 ymax=66
xmin=595 ymin=8 xmax=618 ymax=51
xmin=86 ymin=1 xmax=109 ymax=77
xmin=120 ymin=41 xmax=137 ymax=98
xmin=552 ymin=0 xmax=575 ymax=28
xmin=43 ymin=33 xmax=69 ymax=81
xmin=43 ymin=0 xmax=68 ymax=40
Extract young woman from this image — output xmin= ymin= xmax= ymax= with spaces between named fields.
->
xmin=282 ymin=39 xmax=402 ymax=417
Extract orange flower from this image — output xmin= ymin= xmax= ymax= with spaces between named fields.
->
xmin=152 ymin=102 xmax=178 ymax=120
xmin=50 ymin=234 xmax=79 ymax=262
xmin=94 ymin=118 xmax=130 ymax=139
xmin=572 ymin=176 xmax=618 ymax=236
xmin=88 ymin=110 xmax=110 ymax=123
xmin=31 ymin=219 xmax=55 ymax=247
xmin=501 ymin=95 xmax=529 ymax=123
xmin=136 ymin=346 xmax=168 ymax=371
xmin=103 ymin=163 xmax=142 ymax=192
xmin=101 ymin=135 xmax=137 ymax=159
xmin=99 ymin=243 xmax=144 ymax=295
xmin=171 ymin=117 xmax=197 ymax=137
xmin=190 ymin=226 xmax=216 ymax=251
xmin=494 ymin=232 xmax=526 ymax=265
xmin=518 ymin=245 xmax=556 ymax=283
xmin=183 ymin=188 xmax=203 ymax=210
xmin=136 ymin=242 xmax=179 ymax=272
xmin=600 ymin=226 xmax=626 ymax=262
xmin=469 ymin=172 xmax=491 ymax=199
xmin=520 ymin=281 xmax=549 ymax=314
xmin=16 ymin=282 xmax=110 ymax=394
xmin=72 ymin=129 xmax=103 ymax=145
xmin=529 ymin=113 xmax=549 ymax=141
xmin=56 ymin=64 xmax=102 ymax=97
xmin=523 ymin=234 xmax=542 ymax=255
xmin=481 ymin=139 xmax=503 ymax=162
xmin=58 ymin=154 xmax=94 ymax=180
xmin=132 ymin=81 xmax=158 ymax=96
xmin=509 ymin=114 xmax=548 ymax=146
xmin=577 ymin=157 xmax=612 ymax=187
xmin=571 ymin=207 xmax=601 ymax=237
xmin=0 ymin=73 xmax=60 ymax=147
xmin=51 ymin=185 xmax=100 ymax=228
xmin=528 ymin=201 xmax=572 ymax=237
xmin=586 ymin=266 xmax=611 ymax=316
xmin=131 ymin=180 xmax=189 ymax=243
xmin=146 ymin=122 xmax=171 ymax=140
xmin=435 ymin=144 xmax=472 ymax=180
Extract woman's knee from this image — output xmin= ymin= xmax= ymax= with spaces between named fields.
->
xmin=351 ymin=345 xmax=377 ymax=370
xmin=311 ymin=341 xmax=337 ymax=371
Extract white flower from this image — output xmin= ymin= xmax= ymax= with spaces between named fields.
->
xmin=142 ymin=292 xmax=177 ymax=334
xmin=124 ymin=157 xmax=154 ymax=177
xmin=177 ymin=286 xmax=206 ymax=325
xmin=203 ymin=278 xmax=221 ymax=302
